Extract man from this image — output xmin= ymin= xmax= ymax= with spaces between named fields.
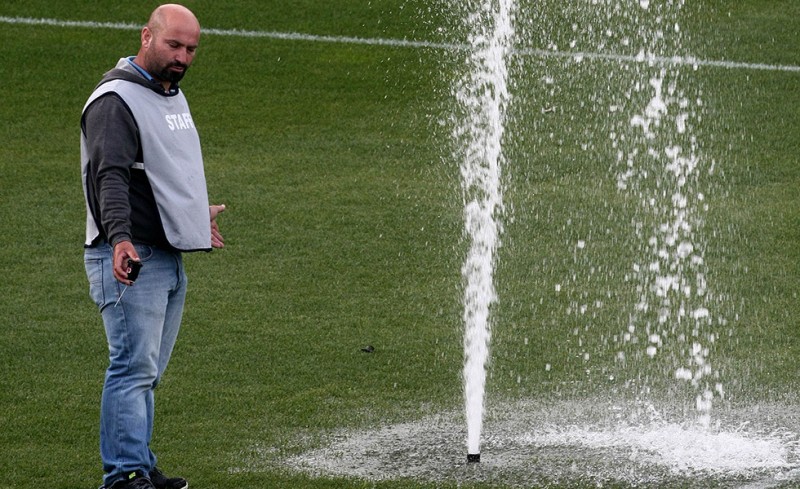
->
xmin=81 ymin=5 xmax=225 ymax=488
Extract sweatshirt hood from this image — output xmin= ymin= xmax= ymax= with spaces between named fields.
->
xmin=97 ymin=57 xmax=181 ymax=96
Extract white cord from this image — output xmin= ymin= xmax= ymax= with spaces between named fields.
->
xmin=114 ymin=286 xmax=129 ymax=308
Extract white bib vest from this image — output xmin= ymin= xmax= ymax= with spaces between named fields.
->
xmin=81 ymin=66 xmax=211 ymax=251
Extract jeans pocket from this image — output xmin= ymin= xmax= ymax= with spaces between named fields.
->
xmin=85 ymin=258 xmax=106 ymax=308
xmin=134 ymin=244 xmax=155 ymax=263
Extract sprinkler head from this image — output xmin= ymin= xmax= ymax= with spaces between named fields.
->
xmin=467 ymin=453 xmax=481 ymax=463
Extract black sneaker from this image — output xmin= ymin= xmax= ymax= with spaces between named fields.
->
xmin=149 ymin=467 xmax=188 ymax=489
xmin=107 ymin=471 xmax=156 ymax=489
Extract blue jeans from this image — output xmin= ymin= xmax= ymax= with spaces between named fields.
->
xmin=84 ymin=242 xmax=187 ymax=486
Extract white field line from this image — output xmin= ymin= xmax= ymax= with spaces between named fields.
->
xmin=2 ymin=15 xmax=799 ymax=73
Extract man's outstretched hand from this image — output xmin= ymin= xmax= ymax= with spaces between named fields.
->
xmin=210 ymin=204 xmax=226 ymax=249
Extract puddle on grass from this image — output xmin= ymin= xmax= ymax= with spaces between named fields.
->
xmin=235 ymin=399 xmax=800 ymax=488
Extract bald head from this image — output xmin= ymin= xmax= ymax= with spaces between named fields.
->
xmin=146 ymin=4 xmax=200 ymax=38
xmin=135 ymin=4 xmax=201 ymax=90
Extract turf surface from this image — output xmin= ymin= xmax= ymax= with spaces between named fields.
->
xmin=0 ymin=1 xmax=798 ymax=487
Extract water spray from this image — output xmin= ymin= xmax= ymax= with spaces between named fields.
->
xmin=454 ymin=0 xmax=516 ymax=463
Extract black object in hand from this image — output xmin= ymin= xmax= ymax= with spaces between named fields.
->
xmin=127 ymin=259 xmax=142 ymax=282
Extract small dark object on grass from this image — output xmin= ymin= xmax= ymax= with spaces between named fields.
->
xmin=361 ymin=345 xmax=375 ymax=353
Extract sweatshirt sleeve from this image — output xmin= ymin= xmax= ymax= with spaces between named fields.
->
xmin=82 ymin=93 xmax=140 ymax=247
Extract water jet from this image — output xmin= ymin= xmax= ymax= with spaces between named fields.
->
xmin=454 ymin=0 xmax=516 ymax=462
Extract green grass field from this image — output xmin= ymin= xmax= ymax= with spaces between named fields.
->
xmin=1 ymin=1 xmax=798 ymax=488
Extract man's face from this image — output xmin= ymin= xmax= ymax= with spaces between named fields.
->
xmin=141 ymin=20 xmax=199 ymax=84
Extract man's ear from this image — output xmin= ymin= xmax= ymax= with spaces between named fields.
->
xmin=141 ymin=26 xmax=152 ymax=49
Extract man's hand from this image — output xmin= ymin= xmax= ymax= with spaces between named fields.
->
xmin=113 ymin=241 xmax=141 ymax=285
xmin=210 ymin=204 xmax=226 ymax=249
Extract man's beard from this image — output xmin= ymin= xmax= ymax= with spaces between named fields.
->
xmin=152 ymin=61 xmax=189 ymax=84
